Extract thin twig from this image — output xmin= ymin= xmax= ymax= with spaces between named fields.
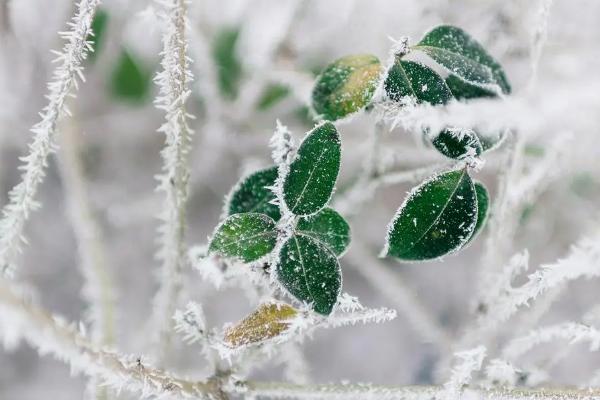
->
xmin=0 ymin=0 xmax=100 ymax=277
xmin=150 ymin=0 xmax=195 ymax=364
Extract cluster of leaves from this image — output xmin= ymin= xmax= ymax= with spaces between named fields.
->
xmin=209 ymin=122 xmax=350 ymax=317
xmin=311 ymin=25 xmax=511 ymax=261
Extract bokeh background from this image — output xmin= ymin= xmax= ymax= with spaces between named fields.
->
xmin=2 ymin=0 xmax=600 ymax=398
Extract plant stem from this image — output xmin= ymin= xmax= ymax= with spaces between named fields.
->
xmin=150 ymin=0 xmax=194 ymax=365
xmin=0 ymin=0 xmax=100 ymax=277
xmin=58 ymin=113 xmax=116 ymax=400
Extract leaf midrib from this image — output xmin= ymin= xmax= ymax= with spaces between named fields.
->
xmin=292 ymin=235 xmax=317 ymax=306
xmin=413 ymin=45 xmax=495 ymax=81
xmin=218 ymin=230 xmax=275 ymax=251
xmin=289 ymin=146 xmax=328 ymax=213
xmin=398 ymin=170 xmax=469 ymax=257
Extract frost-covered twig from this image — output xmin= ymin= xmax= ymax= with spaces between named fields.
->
xmin=502 ymin=322 xmax=600 ymax=361
xmin=473 ymin=234 xmax=600 ymax=336
xmin=334 ymin=162 xmax=450 ymax=216
xmin=58 ymin=116 xmax=116 ymax=400
xmin=150 ymin=0 xmax=195 ymax=363
xmin=377 ymin=84 xmax=600 ymax=141
xmin=528 ymin=0 xmax=554 ymax=89
xmin=0 ymin=277 xmax=222 ymax=400
xmin=344 ymin=243 xmax=452 ymax=351
xmin=0 ymin=0 xmax=100 ymax=277
xmin=440 ymin=346 xmax=486 ymax=400
xmin=239 ymin=381 xmax=600 ymax=400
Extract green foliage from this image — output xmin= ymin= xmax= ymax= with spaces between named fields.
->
xmin=213 ymin=27 xmax=242 ymax=100
xmin=277 ymin=234 xmax=341 ymax=315
xmin=227 ymin=166 xmax=280 ymax=221
xmin=414 ymin=25 xmax=511 ymax=94
xmin=384 ymin=169 xmax=477 ymax=261
xmin=89 ymin=9 xmax=108 ymax=62
xmin=296 ymin=208 xmax=350 ymax=256
xmin=209 ymin=213 xmax=277 ymax=263
xmin=431 ymin=128 xmax=483 ymax=160
xmin=110 ymin=50 xmax=152 ymax=103
xmin=385 ymin=60 xmax=452 ymax=105
xmin=206 ymin=24 xmax=509 ymax=319
xmin=257 ymin=84 xmax=291 ymax=111
xmin=283 ymin=122 xmax=341 ymax=216
xmin=312 ymin=54 xmax=382 ymax=121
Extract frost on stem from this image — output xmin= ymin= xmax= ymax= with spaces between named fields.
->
xmin=441 ymin=346 xmax=486 ymax=399
xmin=150 ymin=0 xmax=195 ymax=362
xmin=267 ymin=120 xmax=296 ymax=268
xmin=476 ymin=236 xmax=600 ymax=332
xmin=0 ymin=0 xmax=100 ymax=277
xmin=502 ymin=322 xmax=600 ymax=361
xmin=0 ymin=277 xmax=218 ymax=399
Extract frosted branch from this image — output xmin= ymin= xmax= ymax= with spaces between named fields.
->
xmin=58 ymin=118 xmax=115 ymax=348
xmin=239 ymin=381 xmax=600 ymax=400
xmin=474 ymin=234 xmax=600 ymax=335
xmin=58 ymin=117 xmax=116 ymax=400
xmin=0 ymin=0 xmax=100 ymax=277
xmin=344 ymin=244 xmax=452 ymax=351
xmin=150 ymin=0 xmax=195 ymax=363
xmin=441 ymin=346 xmax=486 ymax=400
xmin=0 ymin=278 xmax=221 ymax=399
xmin=502 ymin=322 xmax=600 ymax=361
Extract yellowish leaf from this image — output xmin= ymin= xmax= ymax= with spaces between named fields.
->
xmin=224 ymin=302 xmax=298 ymax=347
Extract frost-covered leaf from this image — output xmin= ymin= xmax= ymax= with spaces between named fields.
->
xmin=414 ymin=25 xmax=511 ymax=94
xmin=296 ymin=208 xmax=350 ymax=256
xmin=257 ymin=83 xmax=291 ymax=111
xmin=213 ymin=27 xmax=242 ymax=100
xmin=384 ymin=169 xmax=477 ymax=261
xmin=312 ymin=54 xmax=382 ymax=121
xmin=88 ymin=8 xmax=108 ymax=62
xmin=224 ymin=302 xmax=298 ymax=347
xmin=209 ymin=213 xmax=277 ymax=263
xmin=384 ymin=60 xmax=452 ymax=105
xmin=227 ymin=166 xmax=280 ymax=221
xmin=283 ymin=122 xmax=341 ymax=216
xmin=446 ymin=74 xmax=497 ymax=100
xmin=110 ymin=49 xmax=151 ymax=102
xmin=431 ymin=127 xmax=483 ymax=160
xmin=277 ymin=234 xmax=341 ymax=315
xmin=467 ymin=181 xmax=489 ymax=243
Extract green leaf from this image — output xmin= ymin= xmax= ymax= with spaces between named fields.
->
xmin=445 ymin=74 xmax=497 ymax=100
xmin=227 ymin=166 xmax=280 ymax=221
xmin=283 ymin=122 xmax=341 ymax=216
xmin=110 ymin=50 xmax=151 ymax=103
xmin=431 ymin=127 xmax=482 ymax=159
xmin=297 ymin=208 xmax=350 ymax=256
xmin=414 ymin=25 xmax=511 ymax=94
xmin=277 ymin=234 xmax=341 ymax=315
xmin=467 ymin=181 xmax=489 ymax=243
xmin=384 ymin=169 xmax=477 ymax=261
xmin=213 ymin=27 xmax=242 ymax=100
xmin=224 ymin=302 xmax=298 ymax=347
xmin=384 ymin=60 xmax=452 ymax=105
xmin=312 ymin=54 xmax=382 ymax=121
xmin=257 ymin=83 xmax=291 ymax=111
xmin=209 ymin=213 xmax=277 ymax=263
xmin=89 ymin=9 xmax=109 ymax=62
